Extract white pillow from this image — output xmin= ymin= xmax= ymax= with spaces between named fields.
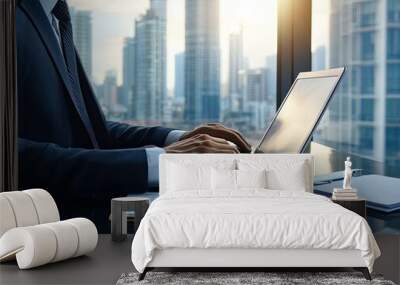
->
xmin=167 ymin=163 xmax=210 ymax=191
xmin=211 ymin=168 xmax=236 ymax=190
xmin=237 ymin=169 xmax=267 ymax=189
xmin=211 ymin=169 xmax=267 ymax=191
xmin=167 ymin=161 xmax=235 ymax=192
xmin=266 ymin=161 xmax=308 ymax=191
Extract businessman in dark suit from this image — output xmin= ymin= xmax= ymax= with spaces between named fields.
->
xmin=17 ymin=0 xmax=250 ymax=229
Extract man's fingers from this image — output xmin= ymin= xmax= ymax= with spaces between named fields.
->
xmin=208 ymin=127 xmax=250 ymax=152
xmin=225 ymin=127 xmax=252 ymax=149
xmin=190 ymin=136 xmax=239 ymax=152
xmin=166 ymin=145 xmax=238 ymax=154
xmin=182 ymin=133 xmax=233 ymax=146
xmin=165 ymin=134 xmax=239 ymax=154
xmin=176 ymin=123 xmax=252 ymax=153
xmin=202 ymin=125 xmax=251 ymax=152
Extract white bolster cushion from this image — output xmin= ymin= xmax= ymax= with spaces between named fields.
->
xmin=0 ymin=226 xmax=57 ymax=268
xmin=65 ymin=218 xmax=98 ymax=257
xmin=1 ymin=191 xmax=39 ymax=227
xmin=0 ymin=189 xmax=59 ymax=237
xmin=0 ymin=196 xmax=17 ymax=237
xmin=23 ymin=189 xmax=60 ymax=224
xmin=0 ymin=218 xmax=97 ymax=269
xmin=42 ymin=221 xmax=79 ymax=262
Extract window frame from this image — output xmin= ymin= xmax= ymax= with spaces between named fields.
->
xmin=276 ymin=0 xmax=312 ymax=107
xmin=2 ymin=0 xmax=312 ymax=189
xmin=0 ymin=0 xmax=18 ymax=192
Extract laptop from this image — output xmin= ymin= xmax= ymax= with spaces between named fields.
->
xmin=130 ymin=68 xmax=345 ymax=200
xmin=253 ymin=67 xmax=345 ymax=154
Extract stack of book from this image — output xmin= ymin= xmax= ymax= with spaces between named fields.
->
xmin=332 ymin=188 xmax=358 ymax=200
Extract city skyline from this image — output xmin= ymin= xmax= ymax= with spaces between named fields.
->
xmin=69 ymin=0 xmax=282 ymax=89
xmin=314 ymin=0 xmax=400 ymax=168
xmin=69 ymin=0 xmax=332 ymax=135
xmin=184 ymin=0 xmax=221 ymax=123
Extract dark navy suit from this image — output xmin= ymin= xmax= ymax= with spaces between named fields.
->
xmin=17 ymin=0 xmax=174 ymax=229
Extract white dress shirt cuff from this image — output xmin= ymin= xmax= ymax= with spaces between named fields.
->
xmin=145 ymin=147 xmax=165 ymax=188
xmin=164 ymin=130 xmax=186 ymax=146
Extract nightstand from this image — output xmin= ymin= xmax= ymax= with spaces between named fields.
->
xmin=332 ymin=198 xmax=366 ymax=219
xmin=111 ymin=197 xmax=150 ymax=242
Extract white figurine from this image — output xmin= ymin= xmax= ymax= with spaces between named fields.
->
xmin=343 ymin=157 xmax=352 ymax=190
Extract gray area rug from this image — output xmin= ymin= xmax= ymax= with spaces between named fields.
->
xmin=117 ymin=272 xmax=395 ymax=285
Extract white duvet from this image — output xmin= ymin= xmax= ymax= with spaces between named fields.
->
xmin=131 ymin=190 xmax=380 ymax=273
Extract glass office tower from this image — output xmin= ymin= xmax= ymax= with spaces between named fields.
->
xmin=70 ymin=9 xmax=92 ymax=80
xmin=122 ymin=37 xmax=135 ymax=116
xmin=174 ymin=53 xmax=185 ymax=104
xmin=228 ymin=30 xmax=245 ymax=112
xmin=184 ymin=0 xmax=221 ymax=126
xmin=150 ymin=0 xmax=168 ymax=122
xmin=134 ymin=9 xmax=165 ymax=123
xmin=315 ymin=0 xmax=400 ymax=168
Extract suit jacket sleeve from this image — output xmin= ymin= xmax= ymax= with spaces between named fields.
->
xmin=106 ymin=121 xmax=175 ymax=149
xmin=18 ymin=138 xmax=150 ymax=200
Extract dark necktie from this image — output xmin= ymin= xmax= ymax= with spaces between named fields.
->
xmin=52 ymin=0 xmax=99 ymax=148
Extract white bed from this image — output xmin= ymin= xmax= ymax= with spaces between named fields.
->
xmin=131 ymin=154 xmax=380 ymax=280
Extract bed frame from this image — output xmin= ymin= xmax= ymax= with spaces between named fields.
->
xmin=138 ymin=154 xmax=372 ymax=281
xmin=138 ymin=248 xmax=371 ymax=280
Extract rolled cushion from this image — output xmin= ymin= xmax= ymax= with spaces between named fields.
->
xmin=23 ymin=189 xmax=59 ymax=224
xmin=1 ymin=191 xmax=39 ymax=227
xmin=0 ymin=226 xmax=57 ymax=269
xmin=0 ymin=219 xmax=97 ymax=269
xmin=0 ymin=196 xmax=17 ymax=237
xmin=42 ymin=221 xmax=79 ymax=262
xmin=65 ymin=218 xmax=98 ymax=257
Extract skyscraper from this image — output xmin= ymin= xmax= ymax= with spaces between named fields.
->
xmin=265 ymin=55 xmax=277 ymax=107
xmin=317 ymin=0 xmax=400 ymax=167
xmin=184 ymin=0 xmax=221 ymax=125
xmin=174 ymin=52 xmax=185 ymax=104
xmin=245 ymin=68 xmax=271 ymax=130
xmin=228 ymin=30 xmax=245 ymax=111
xmin=246 ymin=69 xmax=267 ymax=102
xmin=150 ymin=0 xmax=167 ymax=20
xmin=122 ymin=37 xmax=135 ymax=116
xmin=132 ymin=1 xmax=167 ymax=123
xmin=70 ymin=8 xmax=92 ymax=79
xmin=150 ymin=0 xmax=167 ymax=120
xmin=103 ymin=70 xmax=118 ymax=114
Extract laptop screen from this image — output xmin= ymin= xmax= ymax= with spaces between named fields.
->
xmin=256 ymin=72 xmax=342 ymax=154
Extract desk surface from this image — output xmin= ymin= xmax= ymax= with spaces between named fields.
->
xmin=0 ymin=235 xmax=134 ymax=285
xmin=310 ymin=142 xmax=400 ymax=178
